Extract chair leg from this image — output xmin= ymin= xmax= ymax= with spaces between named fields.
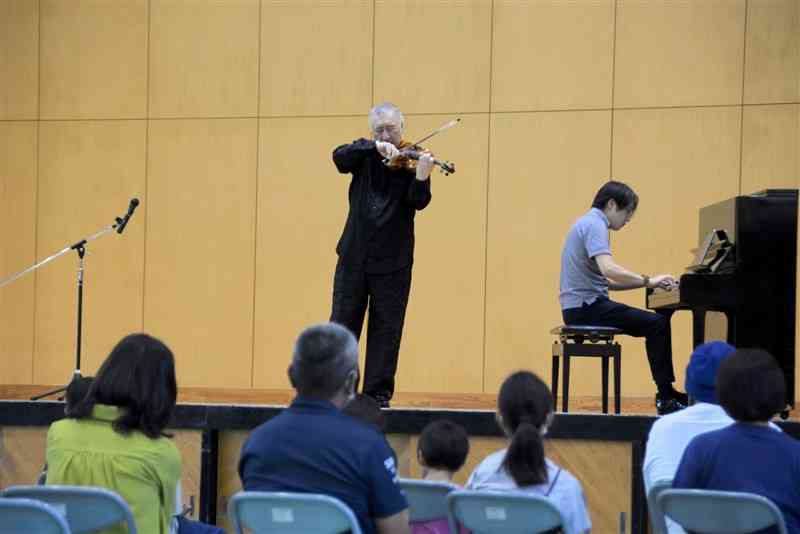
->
xmin=601 ymin=355 xmax=609 ymax=414
xmin=562 ymin=354 xmax=570 ymax=413
xmin=614 ymin=346 xmax=621 ymax=414
xmin=551 ymin=352 xmax=559 ymax=410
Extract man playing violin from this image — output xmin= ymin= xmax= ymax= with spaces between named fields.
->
xmin=330 ymin=102 xmax=434 ymax=408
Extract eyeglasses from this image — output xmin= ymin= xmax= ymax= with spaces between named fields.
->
xmin=373 ymin=124 xmax=400 ymax=136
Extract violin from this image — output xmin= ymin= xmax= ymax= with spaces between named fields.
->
xmin=384 ymin=141 xmax=456 ymax=176
xmin=381 ymin=118 xmax=460 ymax=176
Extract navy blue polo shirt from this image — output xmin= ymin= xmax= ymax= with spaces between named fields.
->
xmin=238 ymin=396 xmax=407 ymax=534
xmin=674 ymin=423 xmax=800 ymax=534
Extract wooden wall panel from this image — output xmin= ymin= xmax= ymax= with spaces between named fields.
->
xmin=615 ymin=0 xmax=746 ymax=108
xmin=39 ymin=0 xmax=147 ymax=119
xmin=260 ymin=1 xmax=373 ymax=117
xmin=149 ymin=0 xmax=259 ymax=118
xmin=0 ymin=427 xmax=47 ymax=488
xmin=0 ymin=0 xmax=38 ymax=120
xmin=145 ymin=119 xmax=257 ymax=388
xmin=491 ymin=0 xmax=614 ymax=112
xmin=35 ymin=121 xmax=146 ymax=384
xmin=373 ymin=0 xmax=491 ymax=114
xmin=173 ymin=430 xmax=203 ymax=520
xmin=397 ymin=114 xmax=488 ymax=394
xmin=484 ymin=111 xmax=612 ymax=396
xmin=744 ymin=0 xmax=800 ymax=105
xmin=611 ymin=107 xmax=741 ymax=396
xmin=252 ymin=116 xmax=361 ymax=389
xmin=217 ymin=430 xmax=248 ymax=532
xmin=0 ymin=122 xmax=37 ymax=384
xmin=741 ymin=104 xmax=800 ymax=193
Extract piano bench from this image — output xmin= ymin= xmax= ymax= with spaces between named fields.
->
xmin=550 ymin=325 xmax=622 ymax=414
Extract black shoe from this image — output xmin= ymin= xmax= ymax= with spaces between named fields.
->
xmin=367 ymin=393 xmax=391 ymax=409
xmin=656 ymin=392 xmax=687 ymax=415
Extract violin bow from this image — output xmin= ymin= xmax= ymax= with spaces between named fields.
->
xmin=405 ymin=118 xmax=461 ymax=149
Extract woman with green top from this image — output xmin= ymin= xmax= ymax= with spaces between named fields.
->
xmin=46 ymin=333 xmax=181 ymax=534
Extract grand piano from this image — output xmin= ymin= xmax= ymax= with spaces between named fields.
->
xmin=646 ymin=190 xmax=798 ymax=405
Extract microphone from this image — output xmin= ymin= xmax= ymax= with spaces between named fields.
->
xmin=116 ymin=198 xmax=140 ymax=234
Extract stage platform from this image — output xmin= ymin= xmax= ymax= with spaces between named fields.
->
xmin=1 ymin=388 xmax=798 ymax=533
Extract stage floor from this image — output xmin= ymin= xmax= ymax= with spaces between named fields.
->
xmin=2 ymin=384 xmax=795 ymax=419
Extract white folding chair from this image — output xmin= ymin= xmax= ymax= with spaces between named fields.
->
xmin=3 ymin=485 xmax=137 ymax=534
xmin=227 ymin=491 xmax=363 ymax=534
xmin=658 ymin=489 xmax=788 ymax=534
xmin=0 ymin=497 xmax=72 ymax=534
xmin=447 ymin=489 xmax=565 ymax=534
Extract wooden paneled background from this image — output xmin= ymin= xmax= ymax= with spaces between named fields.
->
xmin=1 ymin=0 xmax=798 ymax=399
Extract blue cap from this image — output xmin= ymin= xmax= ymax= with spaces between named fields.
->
xmin=685 ymin=341 xmax=736 ymax=404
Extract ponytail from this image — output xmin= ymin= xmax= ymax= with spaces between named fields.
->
xmin=497 ymin=371 xmax=553 ymax=487
xmin=503 ymin=421 xmax=548 ymax=486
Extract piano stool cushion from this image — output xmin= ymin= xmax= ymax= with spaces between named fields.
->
xmin=550 ymin=325 xmax=623 ymax=339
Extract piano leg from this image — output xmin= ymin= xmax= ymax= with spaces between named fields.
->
xmin=691 ymin=309 xmax=706 ymax=348
xmin=725 ymin=311 xmax=736 ymax=345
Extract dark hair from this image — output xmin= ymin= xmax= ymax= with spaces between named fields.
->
xmin=418 ymin=420 xmax=469 ymax=473
xmin=288 ymin=322 xmax=358 ymax=399
xmin=498 ymin=371 xmax=553 ymax=487
xmin=64 ymin=376 xmax=93 ymax=415
xmin=717 ymin=349 xmax=786 ymax=422
xmin=70 ymin=334 xmax=177 ymax=439
xmin=342 ymin=394 xmax=386 ymax=433
xmin=591 ymin=180 xmax=639 ymax=212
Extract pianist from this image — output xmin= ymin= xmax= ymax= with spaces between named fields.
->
xmin=559 ymin=181 xmax=688 ymax=415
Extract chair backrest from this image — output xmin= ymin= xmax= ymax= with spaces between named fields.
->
xmin=658 ymin=489 xmax=788 ymax=534
xmin=447 ymin=490 xmax=564 ymax=534
xmin=0 ymin=497 xmax=72 ymax=534
xmin=227 ymin=491 xmax=364 ymax=534
xmin=646 ymin=478 xmax=673 ymax=534
xmin=3 ymin=485 xmax=137 ymax=534
xmin=399 ymin=479 xmax=457 ymax=522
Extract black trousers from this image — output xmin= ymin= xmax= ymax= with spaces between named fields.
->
xmin=330 ymin=259 xmax=412 ymax=399
xmin=562 ymin=297 xmax=676 ymax=388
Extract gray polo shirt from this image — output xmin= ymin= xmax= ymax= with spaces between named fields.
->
xmin=559 ymin=208 xmax=611 ymax=310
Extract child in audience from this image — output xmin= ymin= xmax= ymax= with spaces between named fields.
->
xmin=410 ymin=420 xmax=470 ymax=534
xmin=673 ymin=349 xmax=800 ymax=533
xmin=466 ymin=371 xmax=591 ymax=534
xmin=417 ymin=420 xmax=469 ymax=484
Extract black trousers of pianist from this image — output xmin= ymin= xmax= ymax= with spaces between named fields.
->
xmin=330 ymin=259 xmax=412 ymax=400
xmin=562 ymin=296 xmax=676 ymax=388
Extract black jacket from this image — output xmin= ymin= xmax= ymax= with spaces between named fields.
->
xmin=332 ymin=138 xmax=432 ymax=273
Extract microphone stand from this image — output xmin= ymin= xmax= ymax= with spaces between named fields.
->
xmin=0 ymin=199 xmax=140 ymax=400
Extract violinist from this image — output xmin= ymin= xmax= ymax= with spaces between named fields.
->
xmin=330 ymin=102 xmax=434 ymax=408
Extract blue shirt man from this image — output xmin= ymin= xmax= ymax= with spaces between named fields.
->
xmin=239 ymin=396 xmax=406 ymax=534
xmin=238 ymin=322 xmax=409 ymax=534
xmin=673 ymin=423 xmax=800 ymax=534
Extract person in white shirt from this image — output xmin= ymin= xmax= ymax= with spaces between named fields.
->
xmin=466 ymin=371 xmax=591 ymax=534
xmin=644 ymin=341 xmax=737 ymax=534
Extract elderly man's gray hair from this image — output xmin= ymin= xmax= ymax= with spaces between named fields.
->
xmin=368 ymin=102 xmax=404 ymax=131
xmin=288 ymin=322 xmax=359 ymax=399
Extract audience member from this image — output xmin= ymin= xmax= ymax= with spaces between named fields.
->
xmin=239 ymin=322 xmax=409 ymax=534
xmin=466 ymin=371 xmax=591 ymax=534
xmin=644 ymin=341 xmax=743 ymax=533
xmin=343 ymin=393 xmax=388 ymax=433
xmin=410 ymin=419 xmax=470 ymax=534
xmin=417 ymin=420 xmax=469 ymax=484
xmin=46 ymin=334 xmax=181 ymax=534
xmin=673 ymin=349 xmax=800 ymax=533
